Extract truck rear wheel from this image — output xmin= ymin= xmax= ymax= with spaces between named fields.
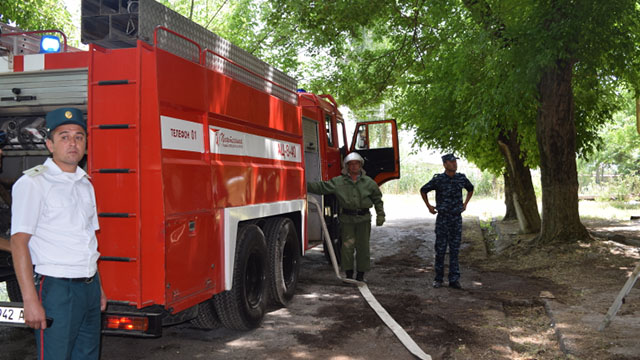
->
xmin=190 ymin=300 xmax=221 ymax=329
xmin=213 ymin=224 xmax=267 ymax=330
xmin=264 ymin=218 xmax=300 ymax=306
xmin=6 ymin=278 xmax=22 ymax=302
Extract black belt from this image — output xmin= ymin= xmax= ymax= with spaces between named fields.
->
xmin=59 ymin=275 xmax=95 ymax=284
xmin=342 ymin=208 xmax=370 ymax=216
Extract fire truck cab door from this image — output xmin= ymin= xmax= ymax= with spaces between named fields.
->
xmin=349 ymin=119 xmax=400 ymax=186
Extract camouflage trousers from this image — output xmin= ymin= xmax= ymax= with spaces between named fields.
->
xmin=434 ymin=213 xmax=462 ymax=283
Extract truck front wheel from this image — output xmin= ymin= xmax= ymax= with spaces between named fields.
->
xmin=264 ymin=217 xmax=300 ymax=306
xmin=214 ymin=224 xmax=267 ymax=330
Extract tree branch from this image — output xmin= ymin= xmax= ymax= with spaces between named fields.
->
xmin=461 ymin=0 xmax=511 ymax=47
xmin=205 ymin=0 xmax=229 ymax=29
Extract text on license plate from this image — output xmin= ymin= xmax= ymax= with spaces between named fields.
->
xmin=0 ymin=305 xmax=25 ymax=324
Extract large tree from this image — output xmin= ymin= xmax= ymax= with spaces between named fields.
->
xmin=460 ymin=0 xmax=639 ymax=243
xmin=252 ymin=0 xmax=639 ymax=244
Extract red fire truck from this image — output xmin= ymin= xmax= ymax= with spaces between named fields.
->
xmin=0 ymin=0 xmax=399 ymax=336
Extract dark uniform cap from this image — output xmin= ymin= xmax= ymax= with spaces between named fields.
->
xmin=441 ymin=153 xmax=459 ymax=162
xmin=46 ymin=107 xmax=86 ymax=132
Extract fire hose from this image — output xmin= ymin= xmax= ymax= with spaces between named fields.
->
xmin=308 ymin=197 xmax=432 ymax=360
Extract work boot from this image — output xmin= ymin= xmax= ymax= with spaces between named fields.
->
xmin=449 ymin=281 xmax=462 ymax=289
xmin=356 ymin=272 xmax=365 ymax=282
xmin=345 ymin=270 xmax=354 ymax=279
xmin=432 ymin=280 xmax=443 ymax=288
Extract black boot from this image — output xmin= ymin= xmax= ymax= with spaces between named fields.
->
xmin=345 ymin=270 xmax=354 ymax=279
xmin=356 ymin=272 xmax=365 ymax=282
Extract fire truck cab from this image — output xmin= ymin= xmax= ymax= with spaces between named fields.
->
xmin=0 ymin=0 xmax=399 ymax=336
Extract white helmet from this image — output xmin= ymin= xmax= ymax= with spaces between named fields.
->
xmin=344 ymin=152 xmax=364 ymax=165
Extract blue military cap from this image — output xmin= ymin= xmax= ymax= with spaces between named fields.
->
xmin=46 ymin=107 xmax=86 ymax=132
xmin=441 ymin=153 xmax=459 ymax=162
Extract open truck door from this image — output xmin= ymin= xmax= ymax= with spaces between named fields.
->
xmin=350 ymin=119 xmax=400 ymax=186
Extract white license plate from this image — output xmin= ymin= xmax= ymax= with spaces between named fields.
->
xmin=0 ymin=303 xmax=25 ymax=325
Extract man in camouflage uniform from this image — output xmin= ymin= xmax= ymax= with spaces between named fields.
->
xmin=308 ymin=152 xmax=385 ymax=282
xmin=420 ymin=154 xmax=474 ymax=289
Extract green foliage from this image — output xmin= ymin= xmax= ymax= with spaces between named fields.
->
xmin=251 ymin=0 xmax=640 ymax=186
xmin=579 ymin=174 xmax=640 ymax=202
xmin=576 ymin=92 xmax=640 ymax=201
xmin=381 ymin=160 xmax=441 ymax=194
xmin=157 ymin=0 xmax=309 ymax=75
xmin=578 ymin=93 xmax=640 ymax=175
xmin=467 ymin=171 xmax=503 ymax=198
xmin=0 ymin=0 xmax=73 ymax=35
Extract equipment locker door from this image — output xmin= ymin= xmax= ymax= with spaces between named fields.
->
xmin=303 ymin=117 xmax=323 ymax=246
xmin=349 ymin=119 xmax=400 ymax=186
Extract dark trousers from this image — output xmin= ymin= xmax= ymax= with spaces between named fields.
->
xmin=35 ymin=275 xmax=102 ymax=360
xmin=434 ymin=213 xmax=462 ymax=283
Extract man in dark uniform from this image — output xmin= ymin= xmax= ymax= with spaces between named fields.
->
xmin=420 ymin=153 xmax=474 ymax=289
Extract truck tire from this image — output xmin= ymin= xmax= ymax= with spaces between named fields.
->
xmin=263 ymin=218 xmax=300 ymax=306
xmin=189 ymin=300 xmax=221 ymax=329
xmin=213 ymin=224 xmax=267 ymax=330
xmin=6 ymin=278 xmax=22 ymax=302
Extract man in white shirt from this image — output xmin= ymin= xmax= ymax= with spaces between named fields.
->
xmin=11 ymin=107 xmax=106 ymax=360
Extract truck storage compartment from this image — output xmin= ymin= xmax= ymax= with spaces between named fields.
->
xmin=0 ymin=69 xmax=87 ymax=115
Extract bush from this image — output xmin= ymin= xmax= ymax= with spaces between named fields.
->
xmin=381 ymin=161 xmax=441 ymax=194
xmin=585 ymin=174 xmax=640 ymax=201
xmin=382 ymin=161 xmax=505 ymax=198
xmin=466 ymin=171 xmax=503 ymax=198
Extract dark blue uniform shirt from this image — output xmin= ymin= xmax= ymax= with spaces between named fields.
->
xmin=420 ymin=172 xmax=474 ymax=214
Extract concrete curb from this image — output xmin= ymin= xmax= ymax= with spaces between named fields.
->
xmin=542 ymin=299 xmax=573 ymax=356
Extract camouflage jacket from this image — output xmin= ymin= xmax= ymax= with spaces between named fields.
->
xmin=420 ymin=172 xmax=474 ymax=215
xmin=307 ymin=173 xmax=384 ymax=223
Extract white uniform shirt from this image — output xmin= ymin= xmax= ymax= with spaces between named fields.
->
xmin=11 ymin=157 xmax=100 ymax=278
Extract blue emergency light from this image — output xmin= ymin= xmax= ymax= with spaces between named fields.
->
xmin=40 ymin=35 xmax=61 ymax=53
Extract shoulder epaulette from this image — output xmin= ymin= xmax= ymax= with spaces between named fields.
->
xmin=23 ymin=165 xmax=48 ymax=177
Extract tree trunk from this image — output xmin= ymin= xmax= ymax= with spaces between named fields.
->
xmin=502 ymin=172 xmax=517 ymax=221
xmin=498 ymin=129 xmax=540 ymax=233
xmin=535 ymin=61 xmax=590 ymax=244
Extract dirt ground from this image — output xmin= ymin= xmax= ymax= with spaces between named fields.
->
xmin=477 ymin=218 xmax=640 ymax=360
xmin=1 ymin=197 xmax=639 ymax=360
